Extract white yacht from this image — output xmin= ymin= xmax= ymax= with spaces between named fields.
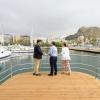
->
xmin=0 ymin=26 xmax=11 ymax=59
xmin=9 ymin=45 xmax=34 ymax=53
xmin=0 ymin=47 xmax=11 ymax=59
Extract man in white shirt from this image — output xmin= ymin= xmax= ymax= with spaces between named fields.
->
xmin=48 ymin=41 xmax=58 ymax=76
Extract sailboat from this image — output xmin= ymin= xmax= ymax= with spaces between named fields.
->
xmin=29 ymin=28 xmax=34 ymax=50
xmin=10 ymin=45 xmax=34 ymax=53
xmin=0 ymin=26 xmax=11 ymax=59
xmin=0 ymin=46 xmax=11 ymax=59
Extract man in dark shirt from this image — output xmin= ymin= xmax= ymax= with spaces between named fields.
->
xmin=33 ymin=40 xmax=43 ymax=76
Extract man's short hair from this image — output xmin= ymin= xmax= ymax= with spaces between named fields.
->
xmin=37 ymin=40 xmax=42 ymax=44
xmin=52 ymin=41 xmax=56 ymax=45
xmin=63 ymin=42 xmax=68 ymax=47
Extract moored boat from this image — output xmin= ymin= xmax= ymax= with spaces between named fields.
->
xmin=0 ymin=47 xmax=11 ymax=59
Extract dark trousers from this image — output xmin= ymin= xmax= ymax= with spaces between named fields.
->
xmin=50 ymin=56 xmax=57 ymax=74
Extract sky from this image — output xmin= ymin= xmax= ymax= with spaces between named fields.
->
xmin=0 ymin=0 xmax=100 ymax=38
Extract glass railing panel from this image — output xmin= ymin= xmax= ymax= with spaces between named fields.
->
xmin=0 ymin=53 xmax=100 ymax=84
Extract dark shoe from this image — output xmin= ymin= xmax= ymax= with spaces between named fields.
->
xmin=48 ymin=74 xmax=53 ymax=76
xmin=35 ymin=74 xmax=41 ymax=76
xmin=33 ymin=73 xmax=36 ymax=75
xmin=54 ymin=73 xmax=57 ymax=75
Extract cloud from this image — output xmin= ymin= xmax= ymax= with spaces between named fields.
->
xmin=0 ymin=0 xmax=100 ymax=37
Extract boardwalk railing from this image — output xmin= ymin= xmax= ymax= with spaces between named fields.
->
xmin=0 ymin=54 xmax=100 ymax=84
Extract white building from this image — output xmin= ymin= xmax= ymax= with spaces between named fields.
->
xmin=33 ymin=37 xmax=47 ymax=43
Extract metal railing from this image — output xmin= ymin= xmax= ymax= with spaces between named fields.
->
xmin=0 ymin=54 xmax=100 ymax=84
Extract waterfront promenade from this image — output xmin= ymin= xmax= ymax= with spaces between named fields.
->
xmin=70 ymin=47 xmax=100 ymax=53
xmin=0 ymin=72 xmax=100 ymax=100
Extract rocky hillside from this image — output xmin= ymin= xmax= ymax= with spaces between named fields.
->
xmin=65 ymin=26 xmax=100 ymax=40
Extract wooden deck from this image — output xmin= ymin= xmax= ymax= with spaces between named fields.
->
xmin=0 ymin=72 xmax=100 ymax=100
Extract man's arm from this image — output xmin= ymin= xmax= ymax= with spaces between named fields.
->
xmin=38 ymin=46 xmax=43 ymax=55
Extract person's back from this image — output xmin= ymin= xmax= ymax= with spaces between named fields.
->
xmin=48 ymin=41 xmax=58 ymax=76
xmin=50 ymin=45 xmax=57 ymax=57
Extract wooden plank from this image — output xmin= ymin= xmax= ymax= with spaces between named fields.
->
xmin=0 ymin=72 xmax=100 ymax=100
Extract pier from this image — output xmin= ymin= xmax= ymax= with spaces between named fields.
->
xmin=0 ymin=72 xmax=100 ymax=100
xmin=70 ymin=47 xmax=100 ymax=54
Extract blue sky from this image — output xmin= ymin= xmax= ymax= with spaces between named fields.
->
xmin=0 ymin=0 xmax=100 ymax=38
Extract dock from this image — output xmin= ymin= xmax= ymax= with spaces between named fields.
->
xmin=0 ymin=72 xmax=100 ymax=100
xmin=70 ymin=47 xmax=100 ymax=54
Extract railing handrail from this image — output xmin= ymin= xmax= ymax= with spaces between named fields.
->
xmin=0 ymin=53 xmax=100 ymax=62
xmin=0 ymin=53 xmax=100 ymax=84
xmin=1 ymin=62 xmax=99 ymax=76
xmin=1 ymin=63 xmax=100 ymax=83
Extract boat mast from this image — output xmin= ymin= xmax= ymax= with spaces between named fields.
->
xmin=30 ymin=28 xmax=33 ymax=47
xmin=0 ymin=24 xmax=4 ymax=46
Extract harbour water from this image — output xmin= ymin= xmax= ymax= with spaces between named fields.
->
xmin=0 ymin=50 xmax=100 ymax=84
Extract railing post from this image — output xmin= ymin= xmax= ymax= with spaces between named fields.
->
xmin=95 ymin=66 xmax=97 ymax=79
xmin=10 ymin=62 xmax=13 ymax=79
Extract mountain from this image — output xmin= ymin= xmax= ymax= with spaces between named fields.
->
xmin=65 ymin=26 xmax=100 ymax=40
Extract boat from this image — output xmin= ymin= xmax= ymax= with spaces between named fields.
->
xmin=0 ymin=25 xmax=11 ymax=59
xmin=0 ymin=47 xmax=11 ymax=59
xmin=8 ymin=45 xmax=34 ymax=53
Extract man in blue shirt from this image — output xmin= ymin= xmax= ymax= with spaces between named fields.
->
xmin=48 ymin=41 xmax=58 ymax=76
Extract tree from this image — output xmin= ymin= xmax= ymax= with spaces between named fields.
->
xmin=55 ymin=41 xmax=62 ymax=47
xmin=90 ymin=37 xmax=96 ymax=46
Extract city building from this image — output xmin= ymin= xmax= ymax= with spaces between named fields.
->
xmin=0 ymin=33 xmax=13 ymax=45
xmin=13 ymin=35 xmax=21 ymax=44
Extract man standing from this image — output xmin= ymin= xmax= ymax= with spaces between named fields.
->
xmin=33 ymin=40 xmax=43 ymax=76
xmin=48 ymin=41 xmax=58 ymax=76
